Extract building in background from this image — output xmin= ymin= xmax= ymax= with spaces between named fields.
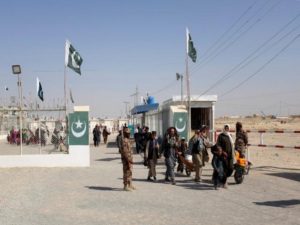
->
xmin=131 ymin=95 xmax=217 ymax=140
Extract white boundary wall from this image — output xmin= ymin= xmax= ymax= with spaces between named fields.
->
xmin=0 ymin=146 xmax=89 ymax=168
xmin=0 ymin=106 xmax=90 ymax=168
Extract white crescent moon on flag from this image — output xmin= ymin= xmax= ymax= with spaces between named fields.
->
xmin=175 ymin=119 xmax=186 ymax=133
xmin=71 ymin=121 xmax=86 ymax=138
xmin=71 ymin=52 xmax=80 ymax=69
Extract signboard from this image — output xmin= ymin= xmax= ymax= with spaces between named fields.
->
xmin=127 ymin=124 xmax=134 ymax=138
xmin=69 ymin=111 xmax=89 ymax=145
xmin=173 ymin=112 xmax=188 ymax=140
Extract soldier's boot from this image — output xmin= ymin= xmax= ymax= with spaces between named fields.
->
xmin=123 ymin=184 xmax=132 ymax=191
xmin=128 ymin=182 xmax=136 ymax=190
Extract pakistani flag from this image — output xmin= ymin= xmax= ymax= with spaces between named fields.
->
xmin=36 ymin=77 xmax=44 ymax=101
xmin=65 ymin=40 xmax=83 ymax=75
xmin=186 ymin=28 xmax=197 ymax=63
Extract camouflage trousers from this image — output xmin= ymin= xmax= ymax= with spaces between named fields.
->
xmin=122 ymin=158 xmax=133 ymax=185
xmin=193 ymin=153 xmax=203 ymax=181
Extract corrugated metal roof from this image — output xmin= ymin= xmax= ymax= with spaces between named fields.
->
xmin=131 ymin=103 xmax=159 ymax=114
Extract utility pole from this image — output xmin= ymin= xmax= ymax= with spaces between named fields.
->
xmin=123 ymin=101 xmax=129 ymax=118
xmin=130 ymin=86 xmax=139 ymax=107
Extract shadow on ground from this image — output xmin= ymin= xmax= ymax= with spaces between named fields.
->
xmin=105 ymin=152 xmax=119 ymax=155
xmin=86 ymin=186 xmax=123 ymax=191
xmin=266 ymin=172 xmax=300 ymax=182
xmin=253 ymin=166 xmax=300 ymax=171
xmin=127 ymin=177 xmax=214 ymax=191
xmin=253 ymin=199 xmax=300 ymax=208
xmin=95 ymin=157 xmax=120 ymax=162
xmin=106 ymin=142 xmax=117 ymax=148
xmin=250 ymin=166 xmax=300 ymax=182
xmin=178 ymin=182 xmax=214 ymax=191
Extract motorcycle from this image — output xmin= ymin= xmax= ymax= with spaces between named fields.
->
xmin=234 ymin=150 xmax=251 ymax=184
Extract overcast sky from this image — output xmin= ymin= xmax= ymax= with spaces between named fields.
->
xmin=0 ymin=0 xmax=299 ymax=118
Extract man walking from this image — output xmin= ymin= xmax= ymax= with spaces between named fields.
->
xmin=161 ymin=127 xmax=179 ymax=185
xmin=93 ymin=125 xmax=100 ymax=147
xmin=192 ymin=126 xmax=210 ymax=182
xmin=145 ymin=131 xmax=159 ymax=181
xmin=102 ymin=126 xmax=110 ymax=144
xmin=217 ymin=124 xmax=235 ymax=183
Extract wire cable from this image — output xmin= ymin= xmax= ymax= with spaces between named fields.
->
xmin=196 ymin=0 xmax=258 ymax=61
xmin=149 ymin=79 xmax=178 ymax=95
xmin=190 ymin=0 xmax=283 ymax=74
xmin=153 ymin=1 xmax=277 ymax=97
xmin=196 ymin=16 xmax=300 ymax=97
xmin=219 ymin=33 xmax=300 ymax=98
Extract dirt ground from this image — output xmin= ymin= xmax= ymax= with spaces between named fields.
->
xmin=215 ymin=116 xmax=300 ymax=169
xmin=0 ymin=136 xmax=299 ymax=225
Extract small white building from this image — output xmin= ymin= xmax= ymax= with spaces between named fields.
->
xmin=132 ymin=95 xmax=217 ymax=140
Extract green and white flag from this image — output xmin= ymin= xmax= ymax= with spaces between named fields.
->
xmin=65 ymin=40 xmax=83 ymax=75
xmin=186 ymin=28 xmax=197 ymax=63
xmin=36 ymin=77 xmax=44 ymax=101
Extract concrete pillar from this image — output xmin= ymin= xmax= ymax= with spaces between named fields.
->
xmin=211 ymin=102 xmax=215 ymax=142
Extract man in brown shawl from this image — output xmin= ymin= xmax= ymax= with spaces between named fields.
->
xmin=216 ymin=124 xmax=235 ymax=181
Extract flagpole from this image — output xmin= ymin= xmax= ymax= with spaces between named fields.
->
xmin=36 ymin=78 xmax=42 ymax=154
xmin=186 ymin=28 xmax=191 ymax=139
xmin=64 ymin=40 xmax=68 ymax=121
xmin=35 ymin=99 xmax=41 ymax=154
xmin=64 ymin=65 xmax=67 ymax=118
xmin=186 ymin=55 xmax=191 ymax=139
xmin=38 ymin=103 xmax=42 ymax=154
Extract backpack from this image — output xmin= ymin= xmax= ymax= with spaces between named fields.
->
xmin=192 ymin=139 xmax=200 ymax=154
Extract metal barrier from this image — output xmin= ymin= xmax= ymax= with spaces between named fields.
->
xmin=214 ymin=129 xmax=300 ymax=149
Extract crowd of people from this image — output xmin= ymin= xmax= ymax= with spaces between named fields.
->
xmin=92 ymin=125 xmax=111 ymax=147
xmin=117 ymin=122 xmax=249 ymax=191
xmin=6 ymin=126 xmax=68 ymax=153
xmin=7 ymin=127 xmax=50 ymax=146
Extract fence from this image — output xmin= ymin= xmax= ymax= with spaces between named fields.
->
xmin=0 ymin=106 xmax=67 ymax=155
xmin=214 ymin=129 xmax=300 ymax=150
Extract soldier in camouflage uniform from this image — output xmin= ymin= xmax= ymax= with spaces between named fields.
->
xmin=120 ymin=127 xmax=136 ymax=191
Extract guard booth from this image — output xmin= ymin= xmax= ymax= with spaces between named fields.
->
xmin=144 ymin=95 xmax=217 ymax=141
xmin=161 ymin=105 xmax=188 ymax=139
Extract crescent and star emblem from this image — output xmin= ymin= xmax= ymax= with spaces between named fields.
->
xmin=71 ymin=51 xmax=81 ymax=69
xmin=175 ymin=117 xmax=186 ymax=133
xmin=71 ymin=118 xmax=87 ymax=138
